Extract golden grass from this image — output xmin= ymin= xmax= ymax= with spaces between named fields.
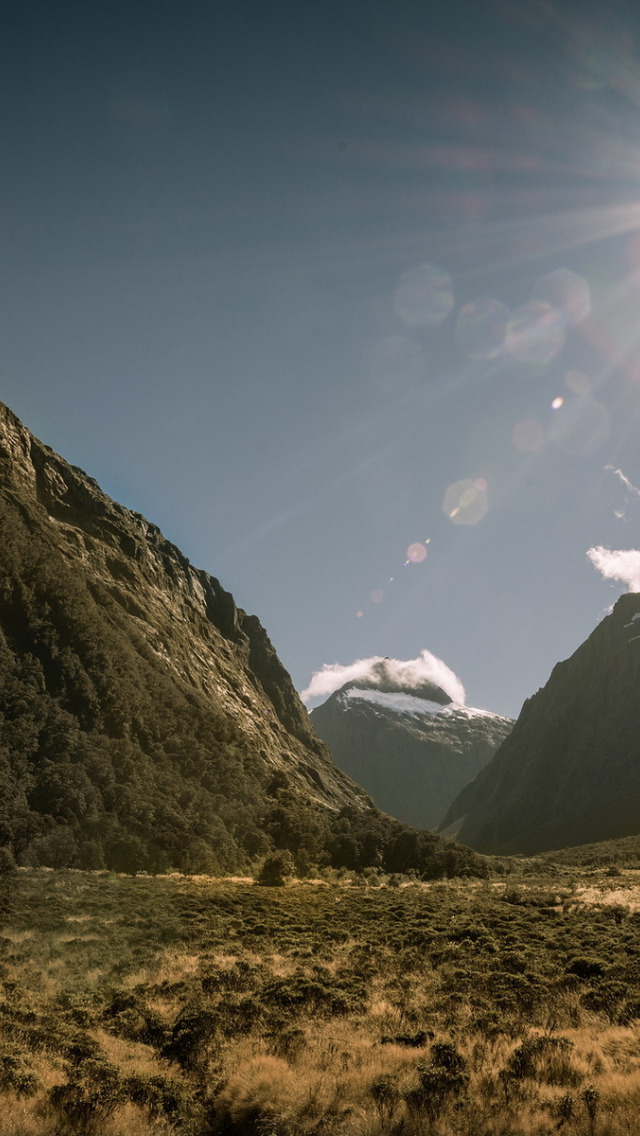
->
xmin=3 ymin=867 xmax=640 ymax=1134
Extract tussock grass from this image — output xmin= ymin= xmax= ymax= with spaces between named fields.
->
xmin=2 ymin=865 xmax=640 ymax=1133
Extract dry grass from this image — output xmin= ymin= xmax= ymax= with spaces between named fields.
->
xmin=575 ymin=883 xmax=640 ymax=912
xmin=2 ymin=867 xmax=640 ymax=1134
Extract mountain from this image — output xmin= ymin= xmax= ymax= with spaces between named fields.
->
xmin=310 ymin=668 xmax=513 ymax=829
xmin=0 ymin=402 xmax=485 ymax=879
xmin=440 ymin=594 xmax=640 ymax=854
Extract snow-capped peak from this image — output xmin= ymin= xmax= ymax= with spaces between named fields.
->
xmin=338 ymin=686 xmax=504 ymax=720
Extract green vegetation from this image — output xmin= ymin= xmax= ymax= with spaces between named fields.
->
xmin=540 ymin=834 xmax=640 ymax=869
xmin=0 ymin=485 xmax=483 ymax=883
xmin=2 ymin=864 xmax=640 ymax=1134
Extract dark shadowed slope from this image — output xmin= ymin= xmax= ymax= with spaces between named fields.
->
xmin=311 ymin=678 xmax=512 ymax=829
xmin=0 ymin=403 xmax=486 ymax=879
xmin=440 ymin=595 xmax=640 ymax=854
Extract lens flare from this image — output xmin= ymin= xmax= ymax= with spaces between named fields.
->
xmin=565 ymin=369 xmax=591 ymax=395
xmin=455 ymin=297 xmax=510 ymax=360
xmin=534 ymin=268 xmax=591 ymax=326
xmin=370 ymin=589 xmax=384 ymax=603
xmin=512 ymin=418 xmax=545 ymax=452
xmin=506 ymin=302 xmax=564 ymax=365
xmin=505 ymin=301 xmax=565 ymax=365
xmin=406 ymin=542 xmax=427 ymax=563
xmin=394 ymin=262 xmax=454 ymax=329
xmin=443 ymin=479 xmax=488 ymax=525
xmin=551 ymin=397 xmax=564 ymax=409
xmin=549 ymin=396 xmax=610 ymax=456
xmin=368 ymin=334 xmax=426 ymax=395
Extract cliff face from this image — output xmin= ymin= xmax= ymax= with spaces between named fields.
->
xmin=311 ymin=685 xmax=512 ymax=830
xmin=440 ymin=595 xmax=640 ymax=854
xmin=0 ymin=402 xmax=372 ymax=872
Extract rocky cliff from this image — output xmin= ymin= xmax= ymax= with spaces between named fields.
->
xmin=0 ymin=403 xmax=486 ymax=879
xmin=311 ymin=681 xmax=512 ymax=829
xmin=440 ymin=594 xmax=640 ymax=854
xmin=0 ymin=402 xmax=372 ymax=871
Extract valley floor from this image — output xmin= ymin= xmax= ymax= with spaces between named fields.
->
xmin=2 ymin=865 xmax=640 ymax=1134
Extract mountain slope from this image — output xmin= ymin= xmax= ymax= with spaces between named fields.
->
xmin=440 ymin=594 xmax=640 ymax=854
xmin=0 ymin=402 xmax=485 ymax=879
xmin=311 ymin=679 xmax=512 ymax=829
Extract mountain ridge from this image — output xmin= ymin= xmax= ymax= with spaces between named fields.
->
xmin=311 ymin=679 xmax=513 ymax=830
xmin=0 ymin=401 xmax=360 ymax=804
xmin=0 ymin=402 xmax=485 ymax=880
xmin=440 ymin=593 xmax=640 ymax=854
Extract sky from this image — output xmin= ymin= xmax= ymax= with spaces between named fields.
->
xmin=4 ymin=0 xmax=640 ymax=719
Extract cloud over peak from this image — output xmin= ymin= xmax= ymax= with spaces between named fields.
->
xmin=587 ymin=546 xmax=640 ymax=593
xmin=301 ymin=650 xmax=466 ymax=707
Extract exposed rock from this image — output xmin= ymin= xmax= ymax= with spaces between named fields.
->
xmin=0 ymin=402 xmax=371 ymax=871
xmin=0 ymin=402 xmax=490 ymax=881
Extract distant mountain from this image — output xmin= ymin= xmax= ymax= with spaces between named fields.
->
xmin=0 ymin=402 xmax=485 ymax=879
xmin=440 ymin=594 xmax=640 ymax=854
xmin=310 ymin=672 xmax=513 ymax=829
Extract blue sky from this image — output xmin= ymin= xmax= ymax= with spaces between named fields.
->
xmin=4 ymin=0 xmax=640 ymax=718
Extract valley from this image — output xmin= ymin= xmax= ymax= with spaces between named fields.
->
xmin=2 ymin=403 xmax=640 ymax=1135
xmin=5 ymin=0 xmax=640 ymax=1129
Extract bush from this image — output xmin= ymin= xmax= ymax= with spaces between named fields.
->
xmin=257 ymin=851 xmax=294 ymax=887
xmin=404 ymin=1044 xmax=469 ymax=1122
xmin=123 ymin=1074 xmax=200 ymax=1124
xmin=50 ymin=1058 xmax=123 ymax=1129
xmin=161 ymin=1008 xmax=218 ymax=1070
xmin=566 ymin=956 xmax=606 ymax=980
xmin=506 ymin=1035 xmax=578 ymax=1086
xmin=370 ymin=1075 xmax=401 ymax=1122
xmin=0 ymin=1048 xmax=39 ymax=1096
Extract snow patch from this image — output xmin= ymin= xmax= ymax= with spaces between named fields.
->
xmin=340 ymin=687 xmax=502 ymax=720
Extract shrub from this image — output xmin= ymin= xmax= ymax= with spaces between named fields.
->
xmin=269 ymin=1026 xmax=306 ymax=1060
xmin=566 ymin=956 xmax=606 ymax=980
xmin=161 ymin=1008 xmax=218 ymax=1070
xmin=123 ymin=1073 xmax=200 ymax=1125
xmin=370 ymin=1074 xmax=401 ymax=1122
xmin=554 ymin=1093 xmax=575 ymax=1125
xmin=505 ymin=1035 xmax=579 ymax=1086
xmin=582 ymin=1085 xmax=600 ymax=1133
xmin=0 ymin=1048 xmax=39 ymax=1096
xmin=404 ymin=1043 xmax=469 ymax=1121
xmin=49 ymin=1058 xmax=123 ymax=1130
xmin=257 ymin=851 xmax=294 ymax=887
xmin=260 ymin=974 xmax=368 ymax=1017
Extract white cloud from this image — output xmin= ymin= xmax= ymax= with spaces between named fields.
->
xmin=605 ymin=465 xmax=640 ymax=497
xmin=605 ymin=466 xmax=640 ymax=521
xmin=300 ymin=649 xmax=466 ymax=707
xmin=587 ymin=546 xmax=640 ymax=593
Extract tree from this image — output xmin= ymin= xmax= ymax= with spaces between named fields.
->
xmin=256 ymin=850 xmax=294 ymax=887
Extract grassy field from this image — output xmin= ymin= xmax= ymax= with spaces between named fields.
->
xmin=2 ymin=865 xmax=640 ymax=1134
